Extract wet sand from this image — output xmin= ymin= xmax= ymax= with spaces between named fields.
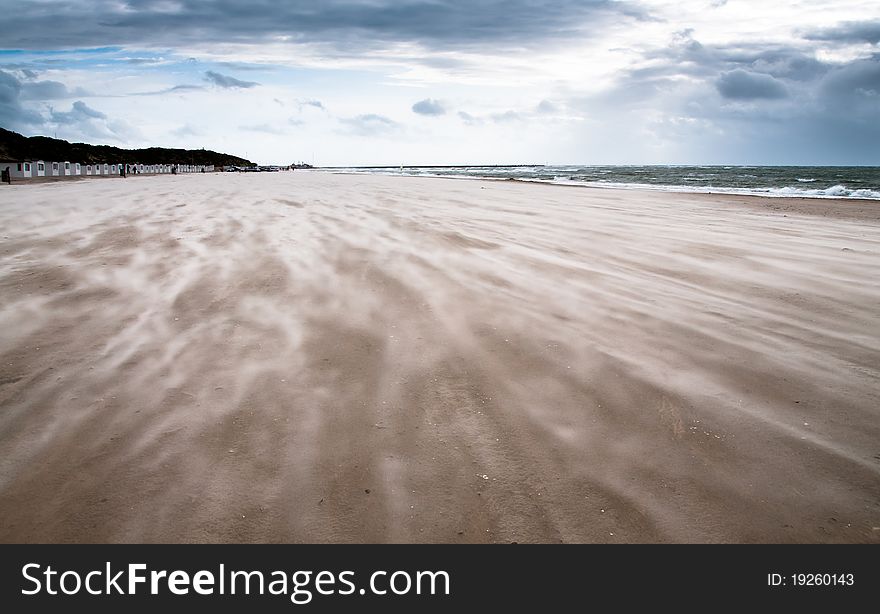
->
xmin=0 ymin=172 xmax=878 ymax=543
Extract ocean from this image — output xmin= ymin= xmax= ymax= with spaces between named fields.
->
xmin=326 ymin=165 xmax=880 ymax=200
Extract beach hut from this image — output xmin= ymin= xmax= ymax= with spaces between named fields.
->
xmin=102 ymin=163 xmax=110 ymax=175
xmin=6 ymin=161 xmax=34 ymax=179
xmin=73 ymin=163 xmax=81 ymax=176
xmin=35 ymin=161 xmax=46 ymax=177
xmin=62 ymin=162 xmax=73 ymax=176
xmin=49 ymin=161 xmax=61 ymax=177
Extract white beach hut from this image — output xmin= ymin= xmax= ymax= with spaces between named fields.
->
xmin=62 ymin=161 xmax=73 ymax=176
xmin=6 ymin=161 xmax=34 ymax=178
xmin=49 ymin=161 xmax=61 ymax=177
xmin=35 ymin=161 xmax=46 ymax=177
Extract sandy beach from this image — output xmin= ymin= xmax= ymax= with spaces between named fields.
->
xmin=0 ymin=171 xmax=878 ymax=543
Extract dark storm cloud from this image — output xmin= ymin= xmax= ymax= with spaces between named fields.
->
xmin=0 ymin=70 xmax=44 ymax=129
xmin=804 ymin=20 xmax=880 ymax=45
xmin=0 ymin=68 xmax=135 ymax=143
xmin=412 ymin=98 xmax=446 ymax=116
xmin=0 ymin=1 xmax=650 ymax=52
xmin=571 ymin=28 xmax=880 ymax=163
xmin=716 ymin=69 xmax=788 ymax=100
xmin=816 ymin=58 xmax=880 ymax=113
xmin=638 ymin=31 xmax=832 ymax=82
xmin=203 ymin=71 xmax=259 ymax=89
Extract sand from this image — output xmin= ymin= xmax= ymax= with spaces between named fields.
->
xmin=0 ymin=171 xmax=878 ymax=543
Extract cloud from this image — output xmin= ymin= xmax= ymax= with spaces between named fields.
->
xmin=0 ymin=1 xmax=651 ymax=53
xmin=124 ymin=57 xmax=165 ymax=65
xmin=491 ymin=110 xmax=523 ymax=122
xmin=50 ymin=100 xmax=107 ymax=123
xmin=804 ymin=20 xmax=880 ymax=45
xmin=339 ymin=113 xmax=400 ymax=136
xmin=43 ymin=100 xmax=139 ymax=144
xmin=20 ymin=79 xmax=90 ymax=100
xmin=716 ymin=69 xmax=788 ymax=100
xmin=203 ymin=70 xmax=259 ymax=89
xmin=155 ymin=84 xmax=204 ymax=95
xmin=456 ymin=101 xmax=566 ymax=125
xmin=816 ymin=58 xmax=880 ymax=110
xmin=240 ymin=123 xmax=281 ymax=134
xmin=535 ymin=99 xmax=558 ymax=114
xmin=412 ymin=98 xmax=446 ymax=116
xmin=171 ymin=124 xmax=202 ymax=137
xmin=0 ymin=70 xmax=44 ymax=129
xmin=297 ymin=99 xmax=325 ymax=111
xmin=563 ymin=27 xmax=880 ymax=163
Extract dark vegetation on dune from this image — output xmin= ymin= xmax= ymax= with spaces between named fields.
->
xmin=0 ymin=127 xmax=253 ymax=167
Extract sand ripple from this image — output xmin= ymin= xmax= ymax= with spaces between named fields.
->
xmin=0 ymin=172 xmax=878 ymax=542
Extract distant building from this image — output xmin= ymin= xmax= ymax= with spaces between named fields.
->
xmin=0 ymin=158 xmax=216 ymax=181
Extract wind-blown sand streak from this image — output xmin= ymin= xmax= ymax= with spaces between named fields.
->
xmin=0 ymin=172 xmax=878 ymax=543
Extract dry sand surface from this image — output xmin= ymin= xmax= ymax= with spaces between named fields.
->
xmin=0 ymin=171 xmax=878 ymax=543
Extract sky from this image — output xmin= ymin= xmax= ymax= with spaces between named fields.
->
xmin=0 ymin=1 xmax=878 ymax=166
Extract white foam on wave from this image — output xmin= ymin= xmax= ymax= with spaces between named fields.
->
xmin=766 ymin=184 xmax=880 ymax=199
xmin=541 ymin=179 xmax=880 ymax=200
xmin=329 ymin=169 xmax=880 ymax=200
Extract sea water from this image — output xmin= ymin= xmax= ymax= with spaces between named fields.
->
xmin=328 ymin=165 xmax=880 ymax=200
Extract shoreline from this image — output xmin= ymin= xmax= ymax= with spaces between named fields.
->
xmin=319 ymin=169 xmax=880 ymax=207
xmin=317 ymin=170 xmax=880 ymax=220
xmin=9 ymin=167 xmax=880 ymax=210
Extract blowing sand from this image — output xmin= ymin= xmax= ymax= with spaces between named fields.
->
xmin=0 ymin=172 xmax=878 ymax=543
